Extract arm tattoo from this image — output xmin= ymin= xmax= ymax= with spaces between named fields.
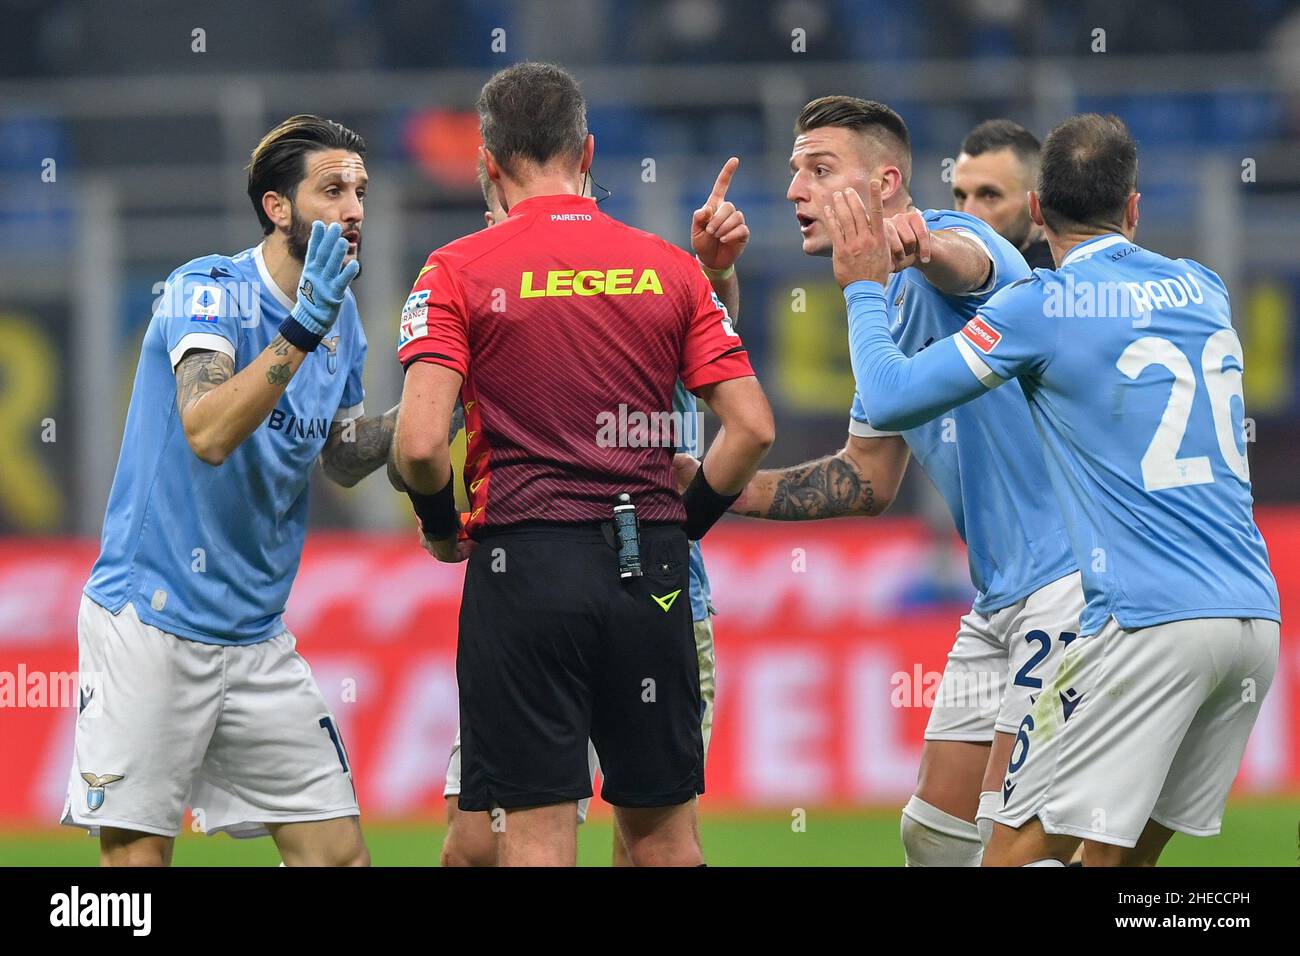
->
xmin=759 ymin=455 xmax=875 ymax=520
xmin=321 ymin=405 xmax=399 ymax=487
xmin=271 ymin=334 xmax=292 ymax=357
xmin=266 ymin=362 xmax=292 ymax=386
xmin=175 ymin=349 xmax=235 ymax=414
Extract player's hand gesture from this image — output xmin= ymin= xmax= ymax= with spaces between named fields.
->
xmin=417 ymin=516 xmax=475 ymax=563
xmin=292 ymin=220 xmax=361 ymax=335
xmin=883 ymin=209 xmax=932 ymax=272
xmin=823 ymin=182 xmax=893 ymax=289
xmin=691 ymin=157 xmax=749 ymax=272
xmin=672 ymin=453 xmax=701 ymax=494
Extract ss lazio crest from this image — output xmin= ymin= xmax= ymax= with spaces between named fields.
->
xmin=82 ymin=772 xmax=124 ymax=811
xmin=320 ymin=335 xmax=340 ymax=374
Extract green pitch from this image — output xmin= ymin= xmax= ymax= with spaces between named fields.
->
xmin=3 ymin=799 xmax=1295 ymax=866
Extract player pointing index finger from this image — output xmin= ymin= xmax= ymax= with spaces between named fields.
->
xmin=747 ymin=94 xmax=1084 ymax=869
xmin=707 ymin=155 xmax=738 ymax=206
xmin=692 ymin=157 xmax=748 ymax=266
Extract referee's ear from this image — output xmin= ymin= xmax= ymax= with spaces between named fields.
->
xmin=580 ymin=134 xmax=595 ymax=175
xmin=480 ymin=145 xmax=502 ymax=189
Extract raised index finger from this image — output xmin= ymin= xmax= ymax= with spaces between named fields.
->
xmin=708 ymin=156 xmax=740 ymax=205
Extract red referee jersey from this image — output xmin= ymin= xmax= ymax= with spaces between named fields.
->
xmin=397 ymin=193 xmax=754 ymax=534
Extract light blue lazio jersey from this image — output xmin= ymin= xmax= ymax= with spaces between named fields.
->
xmin=949 ymin=234 xmax=1280 ymax=633
xmin=85 ymin=244 xmax=367 ymax=645
xmin=673 ymin=379 xmax=713 ymax=621
xmin=848 ymin=209 xmax=1076 ymax=614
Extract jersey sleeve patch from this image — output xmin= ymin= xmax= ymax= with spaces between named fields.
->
xmin=188 ymin=284 xmax=224 ymax=323
xmin=399 ymin=290 xmax=430 ymax=348
xmin=961 ymin=315 xmax=1002 ymax=353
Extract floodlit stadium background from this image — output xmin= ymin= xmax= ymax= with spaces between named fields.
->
xmin=1 ymin=0 xmax=1297 ymax=865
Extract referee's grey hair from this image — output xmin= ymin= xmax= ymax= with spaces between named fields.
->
xmin=477 ymin=62 xmax=588 ymax=179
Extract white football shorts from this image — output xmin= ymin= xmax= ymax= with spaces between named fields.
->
xmin=987 ymin=615 xmax=1278 ymax=847
xmin=925 ymin=571 xmax=1085 ymax=741
xmin=61 ymin=595 xmax=360 ymax=839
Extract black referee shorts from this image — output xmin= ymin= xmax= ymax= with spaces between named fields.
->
xmin=456 ymin=521 xmax=703 ymax=812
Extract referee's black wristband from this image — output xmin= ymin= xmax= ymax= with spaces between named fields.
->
xmin=277 ymin=316 xmax=323 ymax=353
xmin=408 ymin=476 xmax=459 ymax=539
xmin=681 ymin=467 xmax=741 ymax=540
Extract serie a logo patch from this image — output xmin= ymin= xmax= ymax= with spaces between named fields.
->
xmin=189 ymin=284 xmax=222 ymax=323
xmin=961 ymin=316 xmax=1002 ymax=353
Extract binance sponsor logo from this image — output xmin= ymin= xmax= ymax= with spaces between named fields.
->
xmin=520 ymin=268 xmax=663 ymax=298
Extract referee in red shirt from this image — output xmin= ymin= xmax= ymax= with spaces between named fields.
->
xmin=394 ymin=63 xmax=774 ymax=866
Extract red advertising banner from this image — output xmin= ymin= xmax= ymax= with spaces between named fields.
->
xmin=2 ymin=511 xmax=1297 ymax=824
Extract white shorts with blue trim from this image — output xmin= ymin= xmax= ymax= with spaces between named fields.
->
xmin=987 ymin=615 xmax=1278 ymax=847
xmin=925 ymin=572 xmax=1085 ymax=741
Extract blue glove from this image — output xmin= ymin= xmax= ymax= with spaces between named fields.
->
xmin=279 ymin=220 xmax=360 ymax=350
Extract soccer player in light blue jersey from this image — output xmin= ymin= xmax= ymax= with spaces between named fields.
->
xmin=829 ymin=114 xmax=1279 ymax=866
xmin=438 ymin=159 xmax=740 ymax=866
xmin=63 ymin=116 xmax=397 ymax=866
xmin=676 ymin=96 xmax=1086 ymax=866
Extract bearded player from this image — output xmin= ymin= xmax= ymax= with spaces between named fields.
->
xmin=63 ymin=115 xmax=397 ymax=866
xmin=952 ymin=119 xmax=1054 ymax=270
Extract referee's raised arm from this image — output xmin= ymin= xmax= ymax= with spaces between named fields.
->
xmin=392 ymin=62 xmax=773 ymax=866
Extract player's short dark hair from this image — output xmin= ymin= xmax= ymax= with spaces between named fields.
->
xmin=246 ymin=114 xmax=366 ymax=235
xmin=794 ymin=95 xmax=912 ymax=184
xmin=477 ymin=62 xmax=587 ymax=179
xmin=960 ymin=118 xmax=1041 ymax=168
xmin=1037 ymin=113 xmax=1137 ymax=233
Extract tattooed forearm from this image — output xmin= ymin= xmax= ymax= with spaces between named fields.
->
xmin=270 ymin=334 xmax=292 ymax=357
xmin=266 ymin=363 xmax=292 ymax=386
xmin=175 ymin=349 xmax=235 ymax=414
xmin=749 ymin=454 xmax=875 ymax=519
xmin=321 ymin=405 xmax=399 ymax=487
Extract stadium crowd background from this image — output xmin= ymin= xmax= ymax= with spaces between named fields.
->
xmin=2 ymin=0 xmax=1299 ymax=862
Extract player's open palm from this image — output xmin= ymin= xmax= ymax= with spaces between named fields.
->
xmin=293 ymin=220 xmax=361 ymax=335
xmin=691 ymin=157 xmax=749 ymax=272
xmin=824 ymin=182 xmax=893 ymax=289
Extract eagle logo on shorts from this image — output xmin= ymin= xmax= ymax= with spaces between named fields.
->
xmin=82 ymin=772 xmax=124 ymax=811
